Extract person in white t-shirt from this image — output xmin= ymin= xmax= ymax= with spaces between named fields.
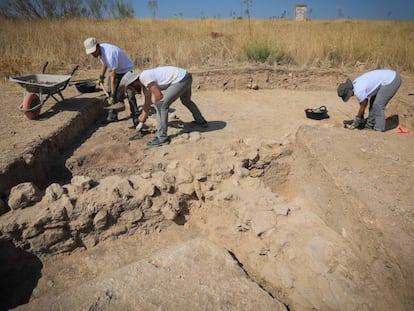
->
xmin=337 ymin=69 xmax=401 ymax=131
xmin=119 ymin=66 xmax=208 ymax=147
xmin=83 ymin=37 xmax=140 ymax=126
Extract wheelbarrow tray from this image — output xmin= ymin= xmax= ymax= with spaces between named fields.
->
xmin=9 ymin=74 xmax=72 ymax=94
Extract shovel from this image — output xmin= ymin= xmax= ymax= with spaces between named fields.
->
xmin=99 ymin=82 xmax=125 ymax=110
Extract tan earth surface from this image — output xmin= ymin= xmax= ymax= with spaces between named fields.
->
xmin=1 ymin=66 xmax=414 ymax=311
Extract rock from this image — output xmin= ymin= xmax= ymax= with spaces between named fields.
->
xmin=189 ymin=131 xmax=202 ymax=142
xmin=160 ymin=196 xmax=180 ymax=220
xmin=71 ymin=176 xmax=93 ymax=194
xmin=193 ymin=180 xmax=204 ymax=201
xmin=69 ymin=214 xmax=93 ymax=232
xmin=93 ymin=209 xmax=108 ymax=230
xmin=120 ymin=209 xmax=144 ymax=226
xmin=44 ymin=183 xmax=65 ymax=203
xmin=102 ymin=224 xmax=128 ymax=240
xmin=177 ymin=183 xmax=195 ymax=196
xmin=28 ymin=228 xmax=68 ymax=253
xmin=33 ymin=204 xmax=68 ymax=228
xmin=48 ymin=237 xmax=77 ymax=254
xmin=235 ymin=166 xmax=250 ymax=178
xmin=209 ymin=160 xmax=234 ymax=182
xmin=22 ymin=153 xmax=34 ymax=165
xmin=175 ymin=167 xmax=194 ymax=185
xmin=8 ymin=182 xmax=41 ymax=210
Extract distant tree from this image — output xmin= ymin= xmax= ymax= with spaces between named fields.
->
xmin=59 ymin=0 xmax=85 ymax=18
xmin=86 ymin=0 xmax=107 ymax=18
xmin=110 ymin=0 xmax=134 ymax=18
xmin=280 ymin=10 xmax=286 ymax=19
xmin=243 ymin=0 xmax=252 ymax=36
xmin=148 ymin=0 xmax=157 ymax=18
xmin=387 ymin=10 xmax=392 ymax=18
xmin=0 ymin=0 xmax=133 ymax=18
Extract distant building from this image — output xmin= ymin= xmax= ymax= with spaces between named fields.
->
xmin=295 ymin=4 xmax=307 ymax=21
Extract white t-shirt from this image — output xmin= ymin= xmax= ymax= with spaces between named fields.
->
xmin=99 ymin=43 xmax=133 ymax=74
xmin=139 ymin=66 xmax=187 ymax=90
xmin=353 ymin=69 xmax=396 ymax=102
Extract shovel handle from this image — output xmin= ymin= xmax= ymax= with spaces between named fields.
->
xmin=100 ymin=82 xmax=110 ymax=97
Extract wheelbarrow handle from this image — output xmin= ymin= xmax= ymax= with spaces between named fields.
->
xmin=41 ymin=61 xmax=49 ymax=74
xmin=62 ymin=64 xmax=80 ymax=90
xmin=70 ymin=64 xmax=80 ymax=77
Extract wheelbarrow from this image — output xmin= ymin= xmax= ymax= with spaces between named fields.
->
xmin=9 ymin=62 xmax=79 ymax=120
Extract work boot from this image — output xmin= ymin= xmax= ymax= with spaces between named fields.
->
xmin=104 ymin=109 xmax=118 ymax=123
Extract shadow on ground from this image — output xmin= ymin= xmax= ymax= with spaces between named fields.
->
xmin=0 ymin=240 xmax=43 ymax=310
xmin=385 ymin=114 xmax=399 ymax=131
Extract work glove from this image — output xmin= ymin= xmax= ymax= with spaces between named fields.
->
xmin=97 ymin=75 xmax=105 ymax=85
xmin=107 ymin=93 xmax=116 ymax=106
xmin=353 ymin=116 xmax=365 ymax=129
xmin=135 ymin=121 xmax=144 ymax=132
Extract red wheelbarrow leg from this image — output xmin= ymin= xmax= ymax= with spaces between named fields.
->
xmin=22 ymin=93 xmax=41 ymax=120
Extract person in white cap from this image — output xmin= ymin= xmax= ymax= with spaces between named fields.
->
xmin=119 ymin=66 xmax=208 ymax=147
xmin=337 ymin=69 xmax=401 ymax=131
xmin=83 ymin=37 xmax=140 ymax=126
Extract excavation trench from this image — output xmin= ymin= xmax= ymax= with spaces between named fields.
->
xmin=1 ymin=70 xmax=413 ymax=310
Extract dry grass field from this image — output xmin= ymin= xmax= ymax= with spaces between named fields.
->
xmin=1 ymin=18 xmax=413 ymax=78
xmin=2 ymin=17 xmax=414 ymax=311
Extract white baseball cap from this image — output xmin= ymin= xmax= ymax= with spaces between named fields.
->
xmin=84 ymin=37 xmax=98 ymax=54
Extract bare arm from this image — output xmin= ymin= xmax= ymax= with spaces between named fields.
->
xmin=139 ymin=89 xmax=153 ymax=123
xmin=147 ymin=81 xmax=163 ymax=103
xmin=100 ymin=65 xmax=108 ymax=78
xmin=357 ymin=99 xmax=368 ymax=118
xmin=138 ymin=82 xmax=163 ymax=123
xmin=109 ymin=70 xmax=117 ymax=95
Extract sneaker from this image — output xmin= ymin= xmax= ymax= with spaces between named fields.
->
xmin=191 ymin=121 xmax=208 ymax=128
xmin=147 ymin=137 xmax=170 ymax=147
xmin=129 ymin=132 xmax=142 ymax=141
xmin=365 ymin=123 xmax=374 ymax=130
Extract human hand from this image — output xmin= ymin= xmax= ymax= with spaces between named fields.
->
xmin=135 ymin=121 xmax=144 ymax=132
xmin=353 ymin=116 xmax=365 ymax=129
xmin=107 ymin=93 xmax=116 ymax=105
xmin=97 ymin=75 xmax=105 ymax=85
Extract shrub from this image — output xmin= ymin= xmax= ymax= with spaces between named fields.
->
xmin=243 ymin=41 xmax=286 ymax=63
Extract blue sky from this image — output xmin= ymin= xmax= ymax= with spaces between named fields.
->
xmin=133 ymin=0 xmax=414 ymax=20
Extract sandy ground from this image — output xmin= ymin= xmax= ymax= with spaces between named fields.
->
xmin=1 ymin=67 xmax=414 ymax=310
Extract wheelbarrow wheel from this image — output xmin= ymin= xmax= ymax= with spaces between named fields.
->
xmin=22 ymin=93 xmax=41 ymax=120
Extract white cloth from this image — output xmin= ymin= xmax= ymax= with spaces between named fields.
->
xmin=139 ymin=66 xmax=187 ymax=90
xmin=353 ymin=69 xmax=396 ymax=102
xmin=99 ymin=43 xmax=133 ymax=74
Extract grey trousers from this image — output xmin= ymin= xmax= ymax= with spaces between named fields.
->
xmin=154 ymin=73 xmax=206 ymax=141
xmin=366 ymin=72 xmax=401 ymax=131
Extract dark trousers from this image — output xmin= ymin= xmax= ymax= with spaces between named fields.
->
xmin=107 ymin=72 xmax=140 ymax=126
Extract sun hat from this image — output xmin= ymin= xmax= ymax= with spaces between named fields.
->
xmin=119 ymin=71 xmax=139 ymax=88
xmin=117 ymin=71 xmax=140 ymax=97
xmin=84 ymin=37 xmax=98 ymax=54
xmin=337 ymin=79 xmax=354 ymax=102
